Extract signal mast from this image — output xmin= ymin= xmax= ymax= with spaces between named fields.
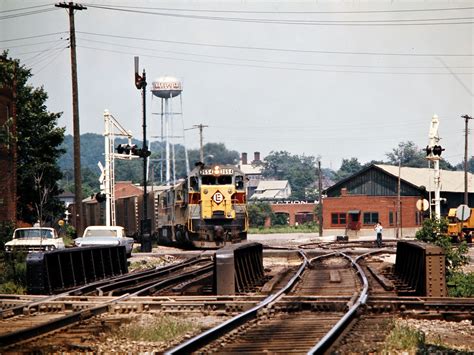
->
xmin=102 ymin=110 xmax=137 ymax=226
xmin=425 ymin=114 xmax=445 ymax=219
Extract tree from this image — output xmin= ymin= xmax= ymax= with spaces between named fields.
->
xmin=248 ymin=202 xmax=274 ymax=227
xmin=1 ymin=53 xmax=65 ymax=225
xmin=262 ymin=151 xmax=318 ymax=200
xmin=386 ymin=141 xmax=454 ymax=170
xmin=334 ymin=157 xmax=363 ymax=181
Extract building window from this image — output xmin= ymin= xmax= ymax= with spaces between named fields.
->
xmin=331 ymin=213 xmax=346 ymax=226
xmin=415 ymin=211 xmax=423 ymax=225
xmin=363 ymin=212 xmax=379 ymax=225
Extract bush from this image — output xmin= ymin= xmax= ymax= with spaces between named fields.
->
xmin=0 ymin=253 xmax=27 ymax=294
xmin=248 ymin=202 xmax=274 ymax=227
xmin=415 ymin=218 xmax=469 ymax=276
xmin=447 ymin=272 xmax=474 ymax=297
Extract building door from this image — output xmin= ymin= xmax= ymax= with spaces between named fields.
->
xmin=347 ymin=210 xmax=361 ymax=230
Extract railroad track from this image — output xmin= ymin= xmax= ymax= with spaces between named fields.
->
xmin=0 ymin=256 xmax=215 ymax=351
xmin=166 ymin=251 xmax=369 ymax=354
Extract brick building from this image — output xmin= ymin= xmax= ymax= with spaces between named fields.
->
xmin=0 ymin=63 xmax=17 ymax=225
xmin=323 ymin=164 xmax=474 ymax=238
xmin=269 ymin=200 xmax=317 ymax=225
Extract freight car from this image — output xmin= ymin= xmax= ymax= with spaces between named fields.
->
xmin=79 ymin=163 xmax=249 ymax=249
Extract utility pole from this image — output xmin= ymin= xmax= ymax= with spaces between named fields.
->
xmin=55 ymin=2 xmax=86 ymax=236
xmin=193 ymin=124 xmax=208 ymax=162
xmin=462 ymin=114 xmax=473 ymax=206
xmin=317 ymin=160 xmax=323 ymax=236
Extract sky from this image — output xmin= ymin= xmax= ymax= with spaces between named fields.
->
xmin=1 ymin=0 xmax=473 ymax=170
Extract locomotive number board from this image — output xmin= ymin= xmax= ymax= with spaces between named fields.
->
xmin=201 ymin=167 xmax=234 ymax=175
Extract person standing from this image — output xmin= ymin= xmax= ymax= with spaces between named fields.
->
xmin=374 ymin=222 xmax=383 ymax=247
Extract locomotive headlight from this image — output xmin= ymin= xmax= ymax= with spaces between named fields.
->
xmin=228 ymin=188 xmax=232 ymax=194
xmin=203 ymin=189 xmax=208 ymax=194
xmin=227 ymin=212 xmax=232 ymax=217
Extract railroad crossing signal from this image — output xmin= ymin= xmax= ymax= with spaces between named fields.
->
xmin=116 ymin=144 xmax=151 ymax=158
xmin=425 ymin=144 xmax=444 ymax=158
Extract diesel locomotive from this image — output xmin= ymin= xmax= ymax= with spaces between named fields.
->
xmin=80 ymin=163 xmax=248 ymax=248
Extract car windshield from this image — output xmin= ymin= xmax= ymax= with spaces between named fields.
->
xmin=84 ymin=229 xmax=118 ymax=237
xmin=15 ymin=229 xmax=53 ymax=239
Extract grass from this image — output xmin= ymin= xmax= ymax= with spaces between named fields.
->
xmin=111 ymin=315 xmax=195 ymax=342
xmin=249 ymin=224 xmax=319 ymax=234
xmin=384 ymin=321 xmax=425 ymax=352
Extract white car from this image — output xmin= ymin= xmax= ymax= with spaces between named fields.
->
xmin=75 ymin=226 xmax=134 ymax=257
xmin=5 ymin=227 xmax=66 ymax=253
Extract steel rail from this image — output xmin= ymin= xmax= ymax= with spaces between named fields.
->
xmin=0 ymin=293 xmax=130 ymax=347
xmin=165 ymin=250 xmax=312 ymax=354
xmin=96 ymin=256 xmax=209 ymax=295
xmin=307 ymin=251 xmax=369 ymax=354
xmin=0 ymin=257 xmax=209 ymax=347
xmin=127 ymin=262 xmax=214 ymax=296
xmin=0 ymin=256 xmax=202 ymax=319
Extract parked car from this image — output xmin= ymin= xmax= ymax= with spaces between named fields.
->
xmin=5 ymin=227 xmax=66 ymax=253
xmin=75 ymin=226 xmax=134 ymax=257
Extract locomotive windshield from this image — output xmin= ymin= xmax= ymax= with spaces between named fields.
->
xmin=201 ymin=175 xmax=233 ymax=185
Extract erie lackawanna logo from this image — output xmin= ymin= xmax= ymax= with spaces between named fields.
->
xmin=212 ymin=191 xmax=224 ymax=204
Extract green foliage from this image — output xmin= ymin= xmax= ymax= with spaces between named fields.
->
xmin=249 ymin=224 xmax=318 ymax=234
xmin=447 ymin=272 xmax=474 ymax=297
xmin=1 ymin=52 xmax=65 ymax=225
xmin=0 ymin=221 xmax=15 ymax=252
xmin=248 ymin=202 xmax=274 ymax=227
xmin=271 ymin=213 xmax=289 ymax=226
xmin=0 ymin=254 xmax=27 ymax=294
xmin=262 ymin=151 xmax=318 ymax=200
xmin=384 ymin=321 xmax=425 ymax=352
xmin=335 ymin=157 xmax=363 ymax=182
xmin=386 ymin=140 xmax=454 ymax=170
xmin=415 ymin=218 xmax=469 ymax=275
xmin=58 ymin=135 xmax=241 ymax=190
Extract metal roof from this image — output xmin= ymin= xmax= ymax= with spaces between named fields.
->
xmin=375 ymin=164 xmax=474 ymax=193
xmin=239 ymin=164 xmax=263 ymax=175
xmin=255 ymin=180 xmax=289 ymax=191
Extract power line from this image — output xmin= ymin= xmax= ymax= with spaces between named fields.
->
xmin=77 ymin=31 xmax=474 ymax=57
xmin=33 ymin=47 xmax=67 ymax=74
xmin=0 ymin=32 xmax=67 ymax=43
xmin=84 ymin=4 xmax=474 ymax=26
xmin=0 ymin=3 xmax=53 ymax=13
xmin=0 ymin=8 xmax=59 ymax=21
xmin=77 ymin=37 xmax=474 ymax=70
xmin=0 ymin=38 xmax=67 ymax=50
xmin=82 ymin=3 xmax=474 ymax=15
xmin=78 ymin=44 xmax=473 ymax=75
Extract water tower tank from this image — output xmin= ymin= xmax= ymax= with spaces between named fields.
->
xmin=151 ymin=76 xmax=182 ymax=98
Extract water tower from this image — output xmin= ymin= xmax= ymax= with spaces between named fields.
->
xmin=151 ymin=76 xmax=189 ymax=185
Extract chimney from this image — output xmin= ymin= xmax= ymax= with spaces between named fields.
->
xmin=254 ymin=151 xmax=260 ymax=162
xmin=242 ymin=152 xmax=248 ymax=165
xmin=341 ymin=188 xmax=348 ymax=196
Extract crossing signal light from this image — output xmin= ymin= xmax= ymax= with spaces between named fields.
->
xmin=95 ymin=193 xmax=106 ymax=203
xmin=116 ymin=143 xmax=135 ymax=154
xmin=116 ymin=144 xmax=150 ymax=157
xmin=425 ymin=146 xmax=432 ymax=156
xmin=432 ymin=145 xmax=444 ymax=156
